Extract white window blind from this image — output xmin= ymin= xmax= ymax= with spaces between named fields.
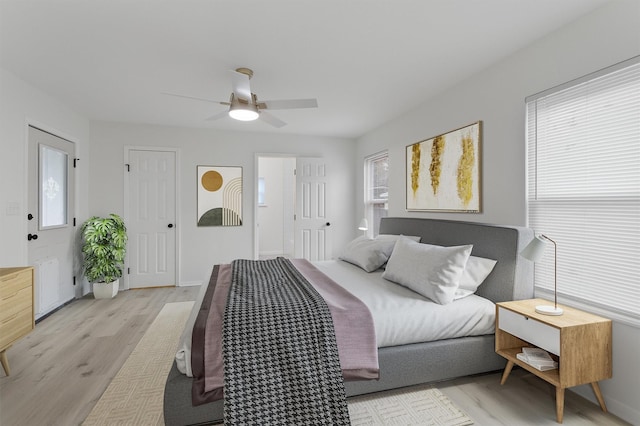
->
xmin=526 ymin=56 xmax=640 ymax=324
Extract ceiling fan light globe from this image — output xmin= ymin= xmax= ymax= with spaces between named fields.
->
xmin=228 ymin=107 xmax=259 ymax=121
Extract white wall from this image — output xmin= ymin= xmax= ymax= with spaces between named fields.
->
xmin=354 ymin=2 xmax=640 ymax=424
xmin=89 ymin=121 xmax=355 ymax=287
xmin=258 ymin=157 xmax=285 ymax=255
xmin=0 ymin=68 xmax=91 ymax=300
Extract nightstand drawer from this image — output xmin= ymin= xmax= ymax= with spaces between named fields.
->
xmin=498 ymin=307 xmax=560 ymax=355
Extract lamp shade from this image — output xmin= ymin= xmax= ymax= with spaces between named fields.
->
xmin=358 ymin=218 xmax=368 ymax=231
xmin=520 ymin=235 xmax=548 ymax=261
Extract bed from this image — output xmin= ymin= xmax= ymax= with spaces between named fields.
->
xmin=164 ymin=217 xmax=534 ymax=425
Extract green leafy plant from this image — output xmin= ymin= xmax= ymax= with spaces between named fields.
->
xmin=81 ymin=214 xmax=128 ymax=283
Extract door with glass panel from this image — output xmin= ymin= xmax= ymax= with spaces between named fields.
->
xmin=27 ymin=126 xmax=76 ymax=318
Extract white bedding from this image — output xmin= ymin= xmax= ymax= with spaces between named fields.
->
xmin=176 ymin=259 xmax=496 ymax=376
xmin=313 ymin=260 xmax=496 ymax=348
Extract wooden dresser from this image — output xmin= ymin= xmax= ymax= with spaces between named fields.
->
xmin=0 ymin=267 xmax=35 ymax=376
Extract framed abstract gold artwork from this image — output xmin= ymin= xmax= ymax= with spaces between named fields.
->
xmin=406 ymin=121 xmax=481 ymax=212
xmin=197 ymin=165 xmax=243 ymax=226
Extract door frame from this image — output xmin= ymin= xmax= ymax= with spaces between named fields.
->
xmin=253 ymin=153 xmax=298 ymax=260
xmin=123 ymin=146 xmax=180 ymax=290
xmin=24 ymin=118 xmax=82 ymax=301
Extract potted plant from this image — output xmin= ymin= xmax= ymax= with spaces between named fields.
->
xmin=81 ymin=214 xmax=128 ymax=298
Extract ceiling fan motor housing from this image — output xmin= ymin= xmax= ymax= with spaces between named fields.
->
xmin=228 ymin=93 xmax=259 ymax=121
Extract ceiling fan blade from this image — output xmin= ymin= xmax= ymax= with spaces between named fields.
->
xmin=230 ymin=70 xmax=252 ymax=102
xmin=205 ymin=110 xmax=229 ymax=121
xmin=162 ymin=92 xmax=229 ymax=105
xmin=261 ymin=98 xmax=318 ymax=110
xmin=259 ymin=111 xmax=287 ymax=128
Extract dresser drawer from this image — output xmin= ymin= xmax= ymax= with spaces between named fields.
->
xmin=498 ymin=306 xmax=560 ymax=355
xmin=0 ymin=268 xmax=32 ymax=299
xmin=0 ymin=307 xmax=33 ymax=350
xmin=0 ymin=285 xmax=32 ymax=320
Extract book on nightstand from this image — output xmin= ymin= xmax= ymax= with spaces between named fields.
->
xmin=517 ymin=347 xmax=558 ymax=371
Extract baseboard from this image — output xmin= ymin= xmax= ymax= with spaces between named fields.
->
xmin=572 ymin=386 xmax=639 ymax=424
xmin=35 ymin=297 xmax=75 ymax=323
xmin=179 ymin=281 xmax=202 ymax=287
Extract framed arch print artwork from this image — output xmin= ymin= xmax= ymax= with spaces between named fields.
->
xmin=197 ymin=165 xmax=243 ymax=226
xmin=406 ymin=121 xmax=482 ymax=212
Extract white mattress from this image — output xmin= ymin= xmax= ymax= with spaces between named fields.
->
xmin=176 ymin=259 xmax=496 ymax=376
xmin=313 ymin=260 xmax=496 ymax=348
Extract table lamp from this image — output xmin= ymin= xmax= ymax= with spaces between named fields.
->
xmin=358 ymin=218 xmax=368 ymax=236
xmin=520 ymin=234 xmax=563 ymax=315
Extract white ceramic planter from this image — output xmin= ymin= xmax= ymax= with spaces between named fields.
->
xmin=93 ymin=279 xmax=119 ymax=299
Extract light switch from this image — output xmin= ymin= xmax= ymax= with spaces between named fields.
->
xmin=6 ymin=202 xmax=21 ymax=216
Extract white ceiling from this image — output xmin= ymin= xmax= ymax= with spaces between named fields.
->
xmin=0 ymin=0 xmax=611 ymax=139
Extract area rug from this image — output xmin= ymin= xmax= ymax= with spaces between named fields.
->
xmin=83 ymin=299 xmax=473 ymax=426
xmin=348 ymin=385 xmax=474 ymax=425
xmin=82 ymin=301 xmax=194 ymax=426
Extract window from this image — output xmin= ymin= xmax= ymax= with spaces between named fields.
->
xmin=40 ymin=144 xmax=68 ymax=229
xmin=364 ymin=151 xmax=388 ymax=237
xmin=258 ymin=177 xmax=266 ymax=206
xmin=526 ymin=56 xmax=640 ymax=325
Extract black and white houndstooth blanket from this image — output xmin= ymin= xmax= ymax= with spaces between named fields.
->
xmin=222 ymin=258 xmax=351 ymax=425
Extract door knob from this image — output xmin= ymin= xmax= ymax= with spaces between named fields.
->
xmin=168 ymin=223 xmax=174 ymax=228
xmin=27 ymin=233 xmax=38 ymax=241
xmin=326 ymin=222 xmax=331 ymax=226
xmin=27 ymin=213 xmax=34 ymax=220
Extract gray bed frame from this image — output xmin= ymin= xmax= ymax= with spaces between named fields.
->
xmin=164 ymin=217 xmax=534 ymax=425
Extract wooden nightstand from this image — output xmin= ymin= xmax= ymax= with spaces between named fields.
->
xmin=496 ymin=298 xmax=612 ymax=423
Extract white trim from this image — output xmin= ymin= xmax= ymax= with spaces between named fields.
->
xmin=535 ymin=288 xmax=640 ymax=329
xmin=179 ymin=280 xmax=202 ymax=287
xmin=253 ymin=152 xmax=301 ymax=260
xmin=363 ymin=150 xmax=389 ymax=238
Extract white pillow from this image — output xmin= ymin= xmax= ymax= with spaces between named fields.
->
xmin=339 ymin=236 xmax=396 ymax=272
xmin=382 ymin=238 xmax=473 ymax=305
xmin=375 ymin=235 xmax=422 ymax=269
xmin=375 ymin=234 xmax=422 ymax=243
xmin=454 ymin=255 xmax=498 ymax=299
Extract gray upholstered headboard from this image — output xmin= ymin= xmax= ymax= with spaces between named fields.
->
xmin=379 ymin=217 xmax=534 ymax=303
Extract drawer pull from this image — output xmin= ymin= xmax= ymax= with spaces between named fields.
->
xmin=1 ymin=272 xmax=21 ymax=281
xmin=2 ymin=291 xmax=20 ymax=301
xmin=1 ymin=313 xmax=19 ymax=324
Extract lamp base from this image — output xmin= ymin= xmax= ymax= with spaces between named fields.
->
xmin=535 ymin=304 xmax=564 ymax=316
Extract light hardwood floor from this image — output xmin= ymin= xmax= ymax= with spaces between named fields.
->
xmin=0 ymin=286 xmax=199 ymax=426
xmin=0 ymin=286 xmax=630 ymax=425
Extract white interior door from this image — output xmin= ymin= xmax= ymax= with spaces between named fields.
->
xmin=294 ymin=157 xmax=331 ymax=261
xmin=126 ymin=149 xmax=177 ymax=288
xmin=27 ymin=126 xmax=76 ymax=318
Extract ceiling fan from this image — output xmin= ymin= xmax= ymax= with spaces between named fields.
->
xmin=163 ymin=68 xmax=318 ymax=128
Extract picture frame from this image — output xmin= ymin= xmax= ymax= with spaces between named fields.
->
xmin=197 ymin=165 xmax=243 ymax=226
xmin=406 ymin=121 xmax=482 ymax=212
